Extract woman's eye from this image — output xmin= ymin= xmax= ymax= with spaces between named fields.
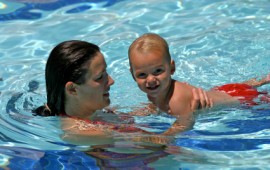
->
xmin=96 ymin=75 xmax=103 ymax=80
xmin=96 ymin=71 xmax=108 ymax=81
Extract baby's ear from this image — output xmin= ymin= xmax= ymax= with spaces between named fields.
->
xmin=65 ymin=81 xmax=77 ymax=96
xmin=129 ymin=67 xmax=136 ymax=80
xmin=170 ymin=60 xmax=175 ymax=74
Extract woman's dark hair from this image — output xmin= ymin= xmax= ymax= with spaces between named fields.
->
xmin=33 ymin=40 xmax=100 ymax=116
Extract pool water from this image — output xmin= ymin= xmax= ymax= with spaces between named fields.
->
xmin=0 ymin=0 xmax=270 ymax=169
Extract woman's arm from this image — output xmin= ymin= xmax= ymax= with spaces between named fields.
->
xmin=128 ymin=103 xmax=158 ymax=116
xmin=128 ymin=87 xmax=213 ymax=117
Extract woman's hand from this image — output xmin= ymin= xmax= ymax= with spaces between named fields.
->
xmin=191 ymin=88 xmax=213 ymax=111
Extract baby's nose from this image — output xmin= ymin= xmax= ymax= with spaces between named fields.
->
xmin=146 ymin=75 xmax=157 ymax=86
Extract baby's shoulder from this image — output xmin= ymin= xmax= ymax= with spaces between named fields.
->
xmin=170 ymin=81 xmax=193 ymax=105
xmin=174 ymin=81 xmax=194 ymax=96
xmin=168 ymin=82 xmax=194 ymax=116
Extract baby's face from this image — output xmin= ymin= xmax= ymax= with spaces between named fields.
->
xmin=130 ymin=50 xmax=174 ymax=98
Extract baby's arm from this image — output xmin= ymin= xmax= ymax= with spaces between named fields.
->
xmin=162 ymin=114 xmax=194 ymax=136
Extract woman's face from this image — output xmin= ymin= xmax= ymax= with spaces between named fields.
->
xmin=76 ymin=52 xmax=114 ymax=113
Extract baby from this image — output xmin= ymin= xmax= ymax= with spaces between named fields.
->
xmin=128 ymin=33 xmax=270 ymax=136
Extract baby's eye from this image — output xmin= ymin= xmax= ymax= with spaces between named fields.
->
xmin=154 ymin=68 xmax=163 ymax=75
xmin=137 ymin=73 xmax=147 ymax=79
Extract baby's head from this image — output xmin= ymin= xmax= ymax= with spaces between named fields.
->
xmin=128 ymin=33 xmax=175 ymax=98
xmin=128 ymin=33 xmax=171 ymax=66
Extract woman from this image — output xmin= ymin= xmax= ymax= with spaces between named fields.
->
xmin=33 ymin=40 xmax=212 ymax=145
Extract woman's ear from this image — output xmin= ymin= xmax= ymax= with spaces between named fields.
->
xmin=170 ymin=60 xmax=175 ymax=74
xmin=65 ymin=82 xmax=78 ymax=96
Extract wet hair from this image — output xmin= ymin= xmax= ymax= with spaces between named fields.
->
xmin=128 ymin=33 xmax=171 ymax=65
xmin=33 ymin=40 xmax=100 ymax=116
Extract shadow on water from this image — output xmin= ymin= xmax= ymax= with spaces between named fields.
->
xmin=6 ymin=80 xmax=40 ymax=115
xmin=0 ymin=144 xmax=177 ymax=169
xmin=0 ymin=0 xmax=125 ymax=21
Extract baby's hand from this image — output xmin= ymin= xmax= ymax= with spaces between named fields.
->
xmin=191 ymin=88 xmax=213 ymax=111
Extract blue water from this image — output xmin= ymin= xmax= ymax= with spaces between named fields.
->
xmin=1 ymin=0 xmax=270 ymax=169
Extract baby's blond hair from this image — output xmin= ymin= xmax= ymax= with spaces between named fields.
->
xmin=128 ymin=33 xmax=171 ymax=62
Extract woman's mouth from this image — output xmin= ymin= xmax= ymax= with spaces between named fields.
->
xmin=103 ymin=91 xmax=110 ymax=97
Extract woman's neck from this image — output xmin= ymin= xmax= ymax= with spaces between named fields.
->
xmin=64 ymin=99 xmax=95 ymax=119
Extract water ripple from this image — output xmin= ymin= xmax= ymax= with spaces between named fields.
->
xmin=1 ymin=0 xmax=270 ymax=169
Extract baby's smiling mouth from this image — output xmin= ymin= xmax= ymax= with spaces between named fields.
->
xmin=147 ymin=85 xmax=159 ymax=90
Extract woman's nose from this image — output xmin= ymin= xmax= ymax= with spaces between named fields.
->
xmin=108 ymin=75 xmax=114 ymax=86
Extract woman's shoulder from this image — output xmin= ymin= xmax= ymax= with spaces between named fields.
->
xmin=60 ymin=116 xmax=111 ymax=136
